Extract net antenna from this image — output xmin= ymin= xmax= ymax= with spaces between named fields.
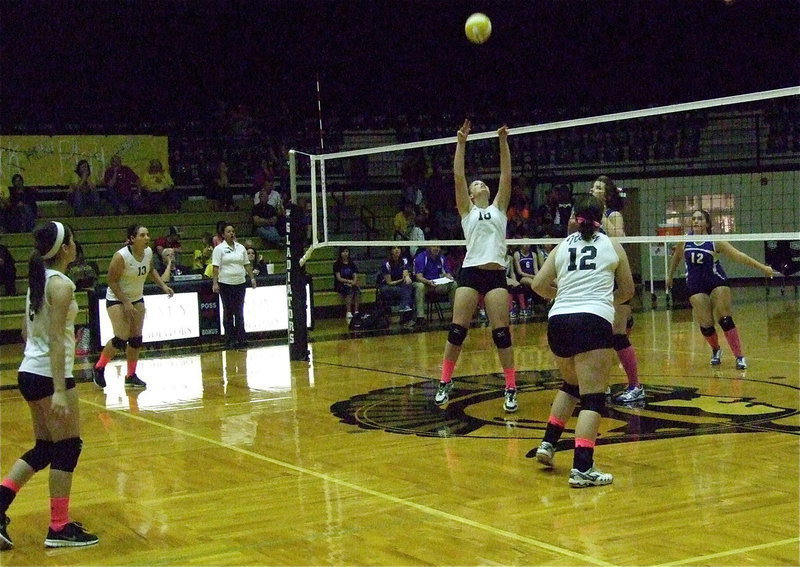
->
xmin=291 ymin=85 xmax=798 ymax=268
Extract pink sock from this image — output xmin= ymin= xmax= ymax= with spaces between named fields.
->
xmin=50 ymin=497 xmax=70 ymax=531
xmin=127 ymin=359 xmax=138 ymax=377
xmin=95 ymin=353 xmax=112 ymax=369
xmin=616 ymin=346 xmax=640 ymax=388
xmin=723 ymin=328 xmax=743 ymax=357
xmin=703 ymin=332 xmax=720 ymax=350
xmin=503 ymin=367 xmax=516 ymax=390
xmin=440 ymin=359 xmax=456 ymax=383
xmin=1 ymin=478 xmax=20 ymax=493
xmin=575 ymin=437 xmax=596 ymax=448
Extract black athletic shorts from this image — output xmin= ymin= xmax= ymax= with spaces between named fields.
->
xmin=457 ymin=267 xmax=506 ymax=296
xmin=547 ymin=313 xmax=613 ymax=358
xmin=106 ymin=297 xmax=145 ymax=309
xmin=18 ymin=371 xmax=76 ymax=402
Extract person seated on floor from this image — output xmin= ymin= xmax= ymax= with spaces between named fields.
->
xmin=411 ymin=245 xmax=457 ymax=328
xmin=379 ymin=245 xmax=415 ymax=327
xmin=333 ymin=246 xmax=361 ymax=323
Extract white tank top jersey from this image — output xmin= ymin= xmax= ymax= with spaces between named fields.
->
xmin=549 ymin=231 xmax=619 ymax=324
xmin=19 ymin=270 xmax=78 ymax=378
xmin=461 ymin=203 xmax=507 ymax=268
xmin=106 ymin=246 xmax=152 ymax=302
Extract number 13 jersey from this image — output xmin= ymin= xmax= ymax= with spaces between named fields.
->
xmin=106 ymin=245 xmax=152 ymax=302
xmin=549 ymin=231 xmax=619 ymax=324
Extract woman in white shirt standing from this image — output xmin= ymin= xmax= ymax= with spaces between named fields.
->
xmin=212 ymin=222 xmax=256 ymax=348
xmin=0 ymin=221 xmax=99 ymax=549
xmin=92 ymin=224 xmax=174 ymax=390
xmin=532 ymin=196 xmax=634 ymax=487
xmin=433 ymin=120 xmax=518 ymax=413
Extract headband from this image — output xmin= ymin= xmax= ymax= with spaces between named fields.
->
xmin=576 ymin=216 xmax=601 ymax=228
xmin=42 ymin=221 xmax=65 ymax=260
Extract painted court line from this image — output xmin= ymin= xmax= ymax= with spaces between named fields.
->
xmin=81 ymin=397 xmax=612 ymax=566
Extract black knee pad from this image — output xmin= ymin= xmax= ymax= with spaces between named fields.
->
xmin=560 ymin=382 xmax=580 ymax=399
xmin=21 ymin=439 xmax=52 ymax=472
xmin=111 ymin=336 xmax=127 ymax=350
xmin=581 ymin=393 xmax=607 ymax=415
xmin=700 ymin=325 xmax=716 ymax=337
xmin=50 ymin=437 xmax=82 ymax=473
xmin=492 ymin=327 xmax=512 ymax=349
xmin=447 ymin=324 xmax=468 ymax=347
xmin=128 ymin=336 xmax=143 ymax=348
xmin=612 ymin=334 xmax=631 ymax=351
xmin=718 ymin=316 xmax=735 ymax=332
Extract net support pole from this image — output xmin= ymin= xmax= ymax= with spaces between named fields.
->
xmin=289 ymin=149 xmax=297 ymax=205
xmin=285 ymin=206 xmax=309 ymax=361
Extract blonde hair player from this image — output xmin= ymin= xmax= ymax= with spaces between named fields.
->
xmin=92 ymin=224 xmax=174 ymax=390
xmin=434 ymin=119 xmax=518 ymax=413
xmin=0 ymin=221 xmax=99 ymax=548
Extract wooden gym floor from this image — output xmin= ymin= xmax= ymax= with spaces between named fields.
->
xmin=0 ymin=287 xmax=798 ymax=566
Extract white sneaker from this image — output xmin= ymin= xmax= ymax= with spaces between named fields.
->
xmin=613 ymin=385 xmax=645 ymax=403
xmin=434 ymin=381 xmax=453 ymax=405
xmin=503 ymin=388 xmax=518 ymax=412
xmin=736 ymin=356 xmax=747 ymax=370
xmin=569 ymin=467 xmax=613 ymax=488
xmin=710 ymin=348 xmax=722 ymax=366
xmin=535 ymin=441 xmax=555 ymax=467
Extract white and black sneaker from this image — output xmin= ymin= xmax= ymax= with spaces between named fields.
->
xmin=535 ymin=442 xmax=555 ymax=467
xmin=0 ymin=514 xmax=13 ymax=550
xmin=434 ymin=381 xmax=453 ymax=405
xmin=44 ymin=521 xmax=98 ymax=548
xmin=710 ymin=348 xmax=722 ymax=366
xmin=569 ymin=467 xmax=613 ymax=488
xmin=124 ymin=374 xmax=147 ymax=389
xmin=92 ymin=365 xmax=106 ymax=389
xmin=503 ymin=388 xmax=518 ymax=413
xmin=736 ymin=356 xmax=747 ymax=370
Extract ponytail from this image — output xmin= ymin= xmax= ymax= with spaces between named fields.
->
xmin=573 ymin=195 xmax=604 ymax=242
xmin=29 ymin=221 xmax=73 ymax=315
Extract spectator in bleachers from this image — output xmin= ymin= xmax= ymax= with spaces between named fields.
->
xmin=67 ymin=160 xmax=101 ymax=216
xmin=103 ymin=155 xmax=143 ymax=214
xmin=252 ymin=158 xmax=274 ymax=194
xmin=536 ymin=183 xmax=573 ymax=238
xmin=414 ymin=200 xmax=432 ymax=238
xmin=406 ymin=216 xmax=426 ymax=257
xmin=66 ymin=243 xmax=99 ymax=291
xmin=333 ymin=246 xmax=361 ymax=322
xmin=246 ymin=245 xmax=268 ymax=276
xmin=141 ymin=159 xmax=179 ymax=213
xmin=192 ymin=232 xmax=214 ymax=275
xmin=252 ymin=186 xmax=282 ymax=248
xmin=379 ymin=245 xmax=415 ymax=327
xmin=0 ymin=238 xmax=16 ymax=295
xmin=154 ymin=226 xmax=183 ymax=266
xmin=212 ymin=220 xmax=227 ymax=247
xmin=412 ymin=245 xmax=457 ymax=328
xmin=5 ymin=174 xmax=37 ymax=233
xmin=433 ymin=202 xmax=461 ymax=240
xmin=208 ymin=161 xmax=236 ymax=211
xmin=392 ymin=201 xmax=415 ymax=239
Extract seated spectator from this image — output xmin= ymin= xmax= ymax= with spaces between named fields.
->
xmin=66 ymin=243 xmax=99 ymax=291
xmin=0 ymin=237 xmax=16 ymax=296
xmin=536 ymin=184 xmax=573 ymax=238
xmin=159 ymin=247 xmax=179 ymax=283
xmin=246 ymin=245 xmax=268 ymax=276
xmin=393 ymin=201 xmax=415 ymax=239
xmin=142 ymin=159 xmax=179 ymax=213
xmin=414 ymin=200 xmax=432 ymax=238
xmin=379 ymin=245 xmax=414 ymax=326
xmin=433 ymin=205 xmax=461 ymax=240
xmin=103 ymin=155 xmax=143 ymax=214
xmin=153 ymin=226 xmax=184 ymax=272
xmin=4 ymin=174 xmax=36 ymax=233
xmin=212 ymin=220 xmax=227 ymax=247
xmin=406 ymin=217 xmax=426 ymax=257
xmin=412 ymin=246 xmax=457 ymax=327
xmin=68 ymin=160 xmax=101 ymax=216
xmin=252 ymin=186 xmax=282 ymax=248
xmin=333 ymin=246 xmax=360 ymax=322
xmin=208 ymin=161 xmax=236 ymax=212
xmin=505 ymin=251 xmax=528 ymax=322
xmin=192 ymin=232 xmax=214 ymax=274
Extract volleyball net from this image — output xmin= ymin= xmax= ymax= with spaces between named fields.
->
xmin=288 ymin=86 xmax=800 ymax=298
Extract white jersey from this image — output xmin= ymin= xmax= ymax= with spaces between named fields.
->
xmin=461 ymin=203 xmax=507 ymax=268
xmin=212 ymin=240 xmax=249 ymax=285
xmin=19 ymin=270 xmax=77 ymax=378
xmin=106 ymin=246 xmax=152 ymax=302
xmin=549 ymin=231 xmax=619 ymax=324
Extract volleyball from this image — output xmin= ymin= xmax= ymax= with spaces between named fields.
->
xmin=465 ymin=13 xmax=491 ymax=44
